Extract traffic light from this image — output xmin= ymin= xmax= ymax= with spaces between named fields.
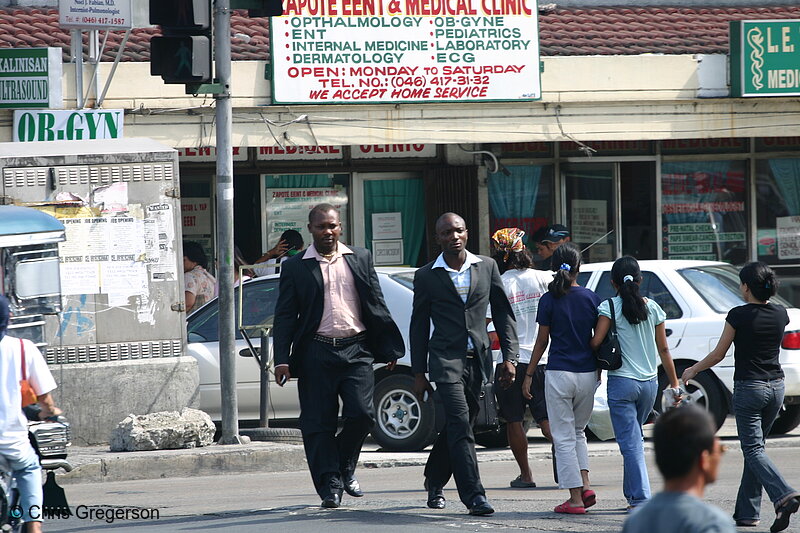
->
xmin=244 ymin=0 xmax=283 ymax=17
xmin=149 ymin=0 xmax=212 ymax=84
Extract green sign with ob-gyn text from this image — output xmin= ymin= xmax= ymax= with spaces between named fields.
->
xmin=731 ymin=20 xmax=800 ymax=97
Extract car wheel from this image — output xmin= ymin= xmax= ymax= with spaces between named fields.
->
xmin=770 ymin=404 xmax=800 ymax=435
xmin=658 ymin=364 xmax=728 ymax=430
xmin=371 ymin=374 xmax=437 ymax=452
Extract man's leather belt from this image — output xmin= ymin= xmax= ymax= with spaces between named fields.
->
xmin=312 ymin=332 xmax=367 ymax=347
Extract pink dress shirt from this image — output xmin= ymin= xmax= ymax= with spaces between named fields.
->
xmin=304 ymin=243 xmax=366 ymax=338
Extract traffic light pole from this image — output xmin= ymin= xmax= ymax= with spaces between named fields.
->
xmin=214 ymin=0 xmax=242 ymax=445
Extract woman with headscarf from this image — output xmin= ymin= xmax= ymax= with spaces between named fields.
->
xmin=489 ymin=228 xmax=554 ymax=488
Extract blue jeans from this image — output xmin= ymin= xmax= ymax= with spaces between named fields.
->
xmin=3 ymin=443 xmax=43 ymax=523
xmin=733 ymin=378 xmax=797 ymax=521
xmin=607 ymin=375 xmax=658 ymax=507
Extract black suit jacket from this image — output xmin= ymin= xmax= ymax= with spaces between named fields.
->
xmin=273 ymin=246 xmax=405 ymax=377
xmin=410 ymin=255 xmax=519 ymax=384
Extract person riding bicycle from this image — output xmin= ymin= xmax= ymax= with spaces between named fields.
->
xmin=0 ymin=295 xmax=62 ymax=533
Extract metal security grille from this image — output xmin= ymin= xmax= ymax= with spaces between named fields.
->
xmin=44 ymin=339 xmax=184 ymax=365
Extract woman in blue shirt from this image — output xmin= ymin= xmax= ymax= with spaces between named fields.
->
xmin=524 ymin=242 xmax=600 ymax=514
xmin=590 ymin=256 xmax=681 ymax=511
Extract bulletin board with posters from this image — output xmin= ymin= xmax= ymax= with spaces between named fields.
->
xmin=264 ymin=187 xmax=349 ymax=251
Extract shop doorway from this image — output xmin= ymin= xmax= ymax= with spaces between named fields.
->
xmin=353 ymin=172 xmax=426 ymax=267
xmin=563 ymin=161 xmax=657 ymax=263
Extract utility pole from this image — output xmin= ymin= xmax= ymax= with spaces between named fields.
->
xmin=214 ymin=0 xmax=241 ymax=445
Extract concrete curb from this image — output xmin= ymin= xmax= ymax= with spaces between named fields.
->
xmin=60 ymin=442 xmax=307 ymax=485
xmin=58 ymin=431 xmax=800 ymax=485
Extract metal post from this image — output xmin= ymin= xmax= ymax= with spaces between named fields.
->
xmin=70 ymin=30 xmax=84 ymax=109
xmin=259 ymin=329 xmax=269 ymax=427
xmin=215 ymin=0 xmax=241 ymax=445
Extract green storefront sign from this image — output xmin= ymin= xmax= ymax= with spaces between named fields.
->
xmin=731 ymin=19 xmax=800 ymax=97
xmin=0 ymin=48 xmax=63 ymax=109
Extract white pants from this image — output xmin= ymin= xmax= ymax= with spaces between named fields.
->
xmin=545 ymin=370 xmax=596 ymax=489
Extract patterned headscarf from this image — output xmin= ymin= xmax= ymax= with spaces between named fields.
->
xmin=491 ymin=228 xmax=526 ymax=261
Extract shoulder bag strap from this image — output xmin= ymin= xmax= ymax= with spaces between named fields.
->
xmin=20 ymin=338 xmax=27 ymax=380
xmin=608 ymin=298 xmax=617 ymax=334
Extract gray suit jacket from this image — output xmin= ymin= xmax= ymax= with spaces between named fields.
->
xmin=409 ymin=255 xmax=519 ymax=384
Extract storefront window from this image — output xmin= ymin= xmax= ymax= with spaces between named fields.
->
xmin=488 ymin=165 xmax=554 ymax=246
xmin=661 ymin=161 xmax=747 ymax=264
xmin=564 ymin=163 xmax=616 ymax=263
xmin=263 ymin=173 xmax=349 ymax=250
xmin=755 ymin=158 xmax=800 ymax=305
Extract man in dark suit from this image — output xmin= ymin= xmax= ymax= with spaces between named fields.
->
xmin=411 ymin=212 xmax=519 ymax=516
xmin=274 ymin=203 xmax=404 ymax=509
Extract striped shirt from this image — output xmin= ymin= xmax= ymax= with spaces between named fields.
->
xmin=432 ymin=251 xmax=482 ymax=350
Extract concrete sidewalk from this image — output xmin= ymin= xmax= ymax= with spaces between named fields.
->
xmin=59 ymin=418 xmax=800 ymax=485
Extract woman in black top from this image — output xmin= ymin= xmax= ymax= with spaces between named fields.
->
xmin=682 ymin=262 xmax=799 ymax=532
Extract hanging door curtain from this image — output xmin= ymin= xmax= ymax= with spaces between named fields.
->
xmin=488 ymin=165 xmax=542 ymax=239
xmin=364 ymin=178 xmax=425 ymax=266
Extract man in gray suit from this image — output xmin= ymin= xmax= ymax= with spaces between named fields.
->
xmin=410 ymin=212 xmax=519 ymax=516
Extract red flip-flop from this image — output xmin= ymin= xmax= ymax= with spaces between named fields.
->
xmin=555 ymin=501 xmax=586 ymax=514
xmin=582 ymin=489 xmax=597 ymax=508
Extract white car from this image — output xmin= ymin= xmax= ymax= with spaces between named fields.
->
xmin=578 ymin=260 xmax=800 ymax=434
xmin=186 ymin=267 xmax=446 ymax=452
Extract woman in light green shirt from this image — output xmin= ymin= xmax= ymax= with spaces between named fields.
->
xmin=590 ymin=256 xmax=681 ymax=511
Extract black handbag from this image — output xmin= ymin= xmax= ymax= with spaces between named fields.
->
xmin=475 ymin=380 xmax=499 ymax=429
xmin=595 ymin=298 xmax=623 ymax=370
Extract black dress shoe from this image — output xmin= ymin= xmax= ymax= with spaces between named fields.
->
xmin=424 ymin=479 xmax=446 ymax=509
xmin=343 ymin=476 xmax=363 ymax=497
xmin=771 ymin=496 xmax=800 ymax=533
xmin=468 ymin=499 xmax=495 ymax=516
xmin=321 ymin=489 xmax=343 ymax=509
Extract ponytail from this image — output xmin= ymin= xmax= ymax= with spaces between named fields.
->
xmin=548 ymin=242 xmax=581 ymax=298
xmin=611 ymin=256 xmax=648 ymax=324
xmin=739 ymin=261 xmax=778 ymax=302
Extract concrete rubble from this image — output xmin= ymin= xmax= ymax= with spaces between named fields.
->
xmin=109 ymin=408 xmax=216 ymax=452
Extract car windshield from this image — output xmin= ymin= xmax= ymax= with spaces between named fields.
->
xmin=390 ymin=271 xmax=415 ymax=289
xmin=679 ymin=264 xmax=792 ymax=314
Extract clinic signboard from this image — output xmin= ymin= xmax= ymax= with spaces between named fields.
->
xmin=730 ymin=20 xmax=800 ymax=97
xmin=0 ymin=48 xmax=63 ymax=109
xmin=13 ymin=109 xmax=124 ymax=142
xmin=270 ymin=0 xmax=541 ymax=104
xmin=59 ymin=0 xmax=139 ymax=29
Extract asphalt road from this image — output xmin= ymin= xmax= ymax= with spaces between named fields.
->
xmin=43 ymin=420 xmax=800 ymax=533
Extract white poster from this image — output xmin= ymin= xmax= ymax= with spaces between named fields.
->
xmin=373 ymin=239 xmax=404 ymax=265
xmin=146 ymin=203 xmax=178 ymax=282
xmin=777 ymin=216 xmax=800 ymax=260
xmin=181 ymin=198 xmax=213 ymax=235
xmin=60 ymin=263 xmax=100 ymax=296
xmin=265 ymin=187 xmax=349 ymax=249
xmin=372 ymin=212 xmax=402 ymax=240
xmin=571 ymin=199 xmax=608 ymax=243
